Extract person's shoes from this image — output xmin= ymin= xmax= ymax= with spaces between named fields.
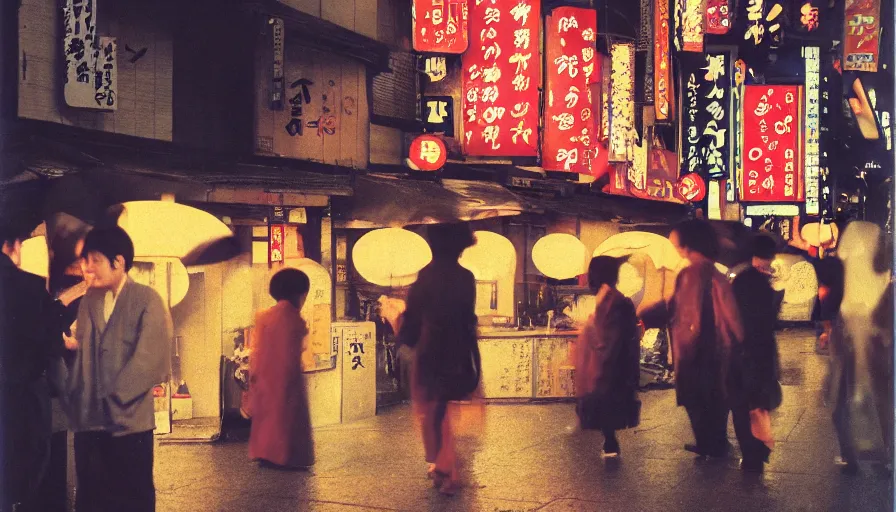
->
xmin=740 ymin=458 xmax=765 ymax=473
xmin=834 ymin=457 xmax=860 ymax=474
xmin=684 ymin=443 xmax=700 ymax=454
xmin=601 ymin=450 xmax=620 ymax=458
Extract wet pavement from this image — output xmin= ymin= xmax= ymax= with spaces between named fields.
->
xmin=155 ymin=329 xmax=893 ymax=511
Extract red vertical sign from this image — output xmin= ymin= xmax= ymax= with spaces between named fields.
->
xmin=654 ymin=0 xmax=674 ymax=121
xmin=462 ymin=0 xmax=541 ymax=157
xmin=413 ymin=0 xmax=470 ymax=54
xmin=269 ymin=225 xmax=285 ymax=263
xmin=543 ymin=7 xmax=598 ymax=174
xmin=740 ymin=85 xmax=804 ymax=202
xmin=842 ymin=0 xmax=881 ymax=72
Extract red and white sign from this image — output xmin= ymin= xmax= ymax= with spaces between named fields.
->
xmin=408 ymin=134 xmax=447 ymax=171
xmin=269 ymin=225 xmax=285 ymax=263
xmin=413 ymin=0 xmax=469 ymax=54
xmin=705 ymin=0 xmax=732 ymax=34
xmin=462 ymin=0 xmax=541 ymax=157
xmin=843 ymin=0 xmax=881 ymax=72
xmin=543 ymin=7 xmax=598 ymax=174
xmin=741 ymin=85 xmax=804 ymax=203
xmin=677 ymin=173 xmax=707 ymax=202
xmin=654 ymin=0 xmax=674 ymax=122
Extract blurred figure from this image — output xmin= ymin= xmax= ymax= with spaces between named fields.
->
xmin=640 ymin=220 xmax=743 ymax=460
xmin=249 ymin=268 xmax=315 ymax=469
xmin=399 ymin=223 xmax=481 ymax=495
xmin=573 ymin=256 xmax=642 ymax=457
xmin=0 ymin=224 xmax=73 ymax=512
xmin=728 ymin=235 xmax=783 ymax=472
xmin=62 ymin=226 xmax=172 ymax=512
xmin=828 ymin=221 xmax=893 ymax=474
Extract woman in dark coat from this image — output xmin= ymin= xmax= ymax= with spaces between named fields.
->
xmin=573 ymin=256 xmax=642 ymax=457
xmin=399 ymin=223 xmax=480 ymax=495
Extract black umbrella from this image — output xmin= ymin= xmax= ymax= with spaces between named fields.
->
xmin=181 ymin=236 xmax=244 ymax=267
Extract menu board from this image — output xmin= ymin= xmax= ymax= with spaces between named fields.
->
xmin=462 ymin=0 xmax=541 ymax=156
xmin=542 ymin=7 xmax=598 ymax=173
xmin=741 ymin=85 xmax=804 ymax=202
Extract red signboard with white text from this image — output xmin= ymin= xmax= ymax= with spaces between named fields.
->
xmin=842 ymin=0 xmax=881 ymax=72
xmin=543 ymin=7 xmax=598 ymax=174
xmin=413 ymin=0 xmax=470 ymax=54
xmin=462 ymin=0 xmax=541 ymax=157
xmin=740 ymin=85 xmax=804 ymax=203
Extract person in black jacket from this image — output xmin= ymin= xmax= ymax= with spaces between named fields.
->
xmin=0 ymin=224 xmax=76 ymax=512
xmin=728 ymin=234 xmax=783 ymax=472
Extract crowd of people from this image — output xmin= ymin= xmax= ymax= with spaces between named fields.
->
xmin=1 ymin=218 xmax=893 ymax=509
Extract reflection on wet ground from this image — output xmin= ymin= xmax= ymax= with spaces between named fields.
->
xmin=155 ymin=329 xmax=892 ymax=511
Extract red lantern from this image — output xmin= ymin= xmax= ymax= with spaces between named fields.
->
xmin=408 ymin=135 xmax=447 ymax=171
xmin=677 ymin=174 xmax=707 ymax=202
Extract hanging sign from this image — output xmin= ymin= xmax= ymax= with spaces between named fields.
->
xmin=740 ymin=85 xmax=804 ymax=203
xmin=543 ymin=7 xmax=598 ymax=173
xmin=797 ymin=0 xmax=821 ymax=31
xmin=269 ymin=225 xmax=285 ymax=263
xmin=842 ymin=0 xmax=881 ymax=72
xmin=271 ymin=18 xmax=285 ymax=109
xmin=681 ymin=53 xmax=731 ymax=180
xmin=462 ymin=0 xmax=541 ymax=157
xmin=408 ymin=134 xmax=448 ymax=171
xmin=804 ymin=47 xmax=821 ymax=215
xmin=706 ymin=0 xmax=732 ymax=34
xmin=608 ymin=43 xmax=636 ymax=162
xmin=654 ymin=0 xmax=674 ymax=121
xmin=743 ymin=0 xmax=784 ymax=47
xmin=677 ymin=172 xmax=707 ymax=202
xmin=413 ymin=0 xmax=470 ymax=54
xmin=640 ymin=0 xmax=655 ymax=104
xmin=63 ymin=0 xmax=117 ymax=111
xmin=423 ymin=96 xmax=455 ymax=136
xmin=681 ymin=0 xmax=705 ymax=52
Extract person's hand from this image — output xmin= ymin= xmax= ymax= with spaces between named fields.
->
xmin=63 ymin=332 xmax=79 ymax=351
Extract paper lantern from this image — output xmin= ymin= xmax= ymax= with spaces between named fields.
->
xmin=408 ymin=135 xmax=447 ymax=171
xmin=677 ymin=173 xmax=707 ymax=202
xmin=20 ymin=236 xmax=49 ymax=278
xmin=617 ymin=262 xmax=645 ymax=298
xmin=532 ymin=234 xmax=586 ymax=280
xmin=352 ymin=228 xmax=432 ymax=287
xmin=118 ymin=201 xmax=233 ymax=259
xmin=459 ymin=231 xmax=516 ymax=280
xmin=800 ymin=222 xmax=839 ymax=247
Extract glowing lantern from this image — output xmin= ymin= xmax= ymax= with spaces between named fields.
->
xmin=677 ymin=173 xmax=707 ymax=202
xmin=20 ymin=236 xmax=49 ymax=278
xmin=800 ymin=222 xmax=839 ymax=247
xmin=408 ymin=135 xmax=447 ymax=171
xmin=532 ymin=234 xmax=586 ymax=280
xmin=459 ymin=231 xmax=515 ymax=280
xmin=352 ymin=228 xmax=432 ymax=287
xmin=117 ymin=201 xmax=233 ymax=259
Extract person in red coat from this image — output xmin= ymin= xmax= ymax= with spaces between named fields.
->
xmin=249 ymin=269 xmax=315 ymax=469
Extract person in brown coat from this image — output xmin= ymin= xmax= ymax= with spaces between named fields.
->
xmin=573 ymin=256 xmax=642 ymax=457
xmin=640 ymin=220 xmax=744 ymax=459
xmin=249 ymin=269 xmax=315 ymax=469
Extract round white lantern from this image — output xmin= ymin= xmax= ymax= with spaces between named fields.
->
xmin=532 ymin=234 xmax=586 ymax=280
xmin=459 ymin=231 xmax=516 ymax=280
xmin=352 ymin=228 xmax=432 ymax=287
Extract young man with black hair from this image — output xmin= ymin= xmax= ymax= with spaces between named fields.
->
xmin=61 ymin=226 xmax=172 ymax=512
xmin=0 ymin=224 xmax=76 ymax=512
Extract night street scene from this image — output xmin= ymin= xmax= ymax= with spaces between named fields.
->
xmin=0 ymin=0 xmax=894 ymax=511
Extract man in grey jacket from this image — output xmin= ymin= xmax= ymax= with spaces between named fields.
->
xmin=62 ymin=226 xmax=171 ymax=512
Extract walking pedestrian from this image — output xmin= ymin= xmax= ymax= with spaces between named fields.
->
xmin=248 ymin=268 xmax=315 ymax=469
xmin=0 ymin=224 xmax=73 ymax=512
xmin=61 ymin=226 xmax=172 ymax=512
xmin=399 ymin=223 xmax=482 ymax=495
xmin=573 ymin=256 xmax=642 ymax=457
xmin=828 ymin=221 xmax=893 ymax=474
xmin=728 ymin=234 xmax=783 ymax=472
xmin=640 ymin=220 xmax=743 ymax=460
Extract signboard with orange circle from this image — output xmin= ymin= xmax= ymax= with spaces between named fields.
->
xmin=677 ymin=173 xmax=707 ymax=202
xmin=408 ymin=135 xmax=447 ymax=171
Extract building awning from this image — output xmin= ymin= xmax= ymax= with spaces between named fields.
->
xmin=521 ymin=192 xmax=690 ymax=226
xmin=333 ymin=174 xmax=541 ymax=229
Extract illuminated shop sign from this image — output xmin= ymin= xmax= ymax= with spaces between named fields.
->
xmin=843 ymin=0 xmax=881 ymax=72
xmin=413 ymin=0 xmax=470 ymax=54
xmin=408 ymin=134 xmax=448 ymax=171
xmin=705 ymin=0 xmax=732 ymax=34
xmin=543 ymin=6 xmax=598 ymax=173
xmin=743 ymin=0 xmax=783 ymax=47
xmin=462 ymin=0 xmax=541 ymax=156
xmin=740 ymin=85 xmax=804 ymax=203
xmin=681 ymin=53 xmax=731 ymax=180
xmin=654 ymin=0 xmax=674 ymax=121
xmin=804 ymin=47 xmax=820 ymax=215
xmin=681 ymin=0 xmax=705 ymax=52
xmin=608 ymin=43 xmax=636 ymax=162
